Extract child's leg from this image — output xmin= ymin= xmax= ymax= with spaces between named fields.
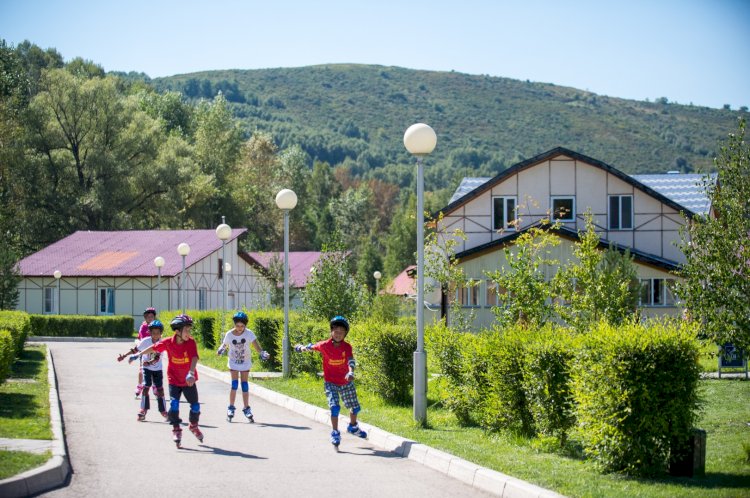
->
xmin=324 ymin=382 xmax=341 ymax=431
xmin=240 ymin=370 xmax=250 ymax=408
xmin=153 ymin=371 xmax=166 ymax=413
xmin=229 ymin=370 xmax=239 ymax=407
xmin=141 ymin=369 xmax=153 ymax=412
xmin=184 ymin=385 xmax=200 ymax=425
xmin=167 ymin=384 xmax=183 ymax=427
xmin=341 ymin=383 xmax=361 ymax=424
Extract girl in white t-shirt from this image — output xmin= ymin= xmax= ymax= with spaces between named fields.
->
xmin=217 ymin=311 xmax=269 ymax=422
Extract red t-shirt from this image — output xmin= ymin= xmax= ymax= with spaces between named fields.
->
xmin=153 ymin=336 xmax=199 ymax=386
xmin=312 ymin=338 xmax=353 ymax=385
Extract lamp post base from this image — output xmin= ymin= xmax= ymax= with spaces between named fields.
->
xmin=413 ymin=350 xmax=427 ymax=425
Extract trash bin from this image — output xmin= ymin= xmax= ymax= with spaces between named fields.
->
xmin=669 ymin=428 xmax=706 ymax=477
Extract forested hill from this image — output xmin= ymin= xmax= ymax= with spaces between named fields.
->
xmin=152 ymin=64 xmax=741 ymax=189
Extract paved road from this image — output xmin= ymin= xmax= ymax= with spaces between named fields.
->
xmin=43 ymin=341 xmax=489 ymax=497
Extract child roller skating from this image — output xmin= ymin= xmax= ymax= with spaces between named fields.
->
xmin=217 ymin=311 xmax=270 ymax=423
xmin=294 ymin=315 xmax=367 ymax=450
xmin=117 ymin=320 xmax=168 ymax=421
xmin=133 ymin=314 xmax=203 ymax=448
xmin=134 ymin=307 xmax=157 ymax=398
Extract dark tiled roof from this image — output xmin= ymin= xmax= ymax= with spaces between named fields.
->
xmin=18 ymin=229 xmax=246 ymax=277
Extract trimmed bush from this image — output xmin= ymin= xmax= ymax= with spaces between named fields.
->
xmin=282 ymin=318 xmax=327 ymax=375
xmin=521 ymin=325 xmax=576 ymax=444
xmin=248 ymin=310 xmax=284 ymax=371
xmin=0 ymin=329 xmax=14 ymax=383
xmin=351 ymin=320 xmax=415 ymax=404
xmin=29 ymin=314 xmax=133 ymax=338
xmin=571 ymin=320 xmax=702 ymax=476
xmin=195 ymin=315 xmax=216 ymax=349
xmin=0 ymin=311 xmax=31 ymax=356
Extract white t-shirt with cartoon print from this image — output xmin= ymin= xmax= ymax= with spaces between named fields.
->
xmin=136 ymin=337 xmax=163 ymax=372
xmin=221 ymin=328 xmax=258 ymax=371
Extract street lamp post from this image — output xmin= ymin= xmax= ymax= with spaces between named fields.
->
xmin=177 ymin=243 xmax=191 ymax=314
xmin=404 ymin=123 xmax=437 ymax=425
xmin=276 ymin=188 xmax=298 ymax=378
xmin=154 ymin=256 xmax=165 ymax=312
xmin=373 ymin=270 xmax=382 ymax=295
xmin=224 ymin=262 xmax=232 ymax=309
xmin=216 ymin=218 xmax=232 ymax=333
xmin=53 ymin=270 xmax=62 ymax=315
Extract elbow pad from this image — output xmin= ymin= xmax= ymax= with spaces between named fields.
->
xmin=348 ymin=358 xmax=356 ymax=370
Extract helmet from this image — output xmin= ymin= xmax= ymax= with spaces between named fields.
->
xmin=232 ymin=311 xmax=249 ymax=325
xmin=170 ymin=314 xmax=193 ymax=330
xmin=148 ymin=320 xmax=164 ymax=331
xmin=330 ymin=315 xmax=349 ymax=332
xmin=143 ymin=307 xmax=157 ymax=316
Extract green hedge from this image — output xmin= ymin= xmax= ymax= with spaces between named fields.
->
xmin=249 ymin=310 xmax=284 ymax=371
xmin=0 ymin=311 xmax=31 ymax=356
xmin=351 ymin=320 xmax=416 ymax=404
xmin=280 ymin=318 xmax=327 ymax=374
xmin=0 ymin=329 xmax=14 ymax=383
xmin=571 ymin=320 xmax=701 ymax=477
xmin=29 ymin=314 xmax=133 ymax=337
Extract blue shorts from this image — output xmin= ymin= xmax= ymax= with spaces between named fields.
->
xmin=324 ymin=381 xmax=360 ymax=412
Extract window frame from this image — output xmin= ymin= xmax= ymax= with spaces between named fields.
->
xmin=551 ymin=196 xmax=576 ymax=222
xmin=492 ymin=196 xmax=518 ymax=231
xmin=456 ymin=280 xmax=480 ymax=308
xmin=608 ymin=194 xmax=634 ymax=231
xmin=98 ymin=287 xmax=115 ymax=315
xmin=638 ymin=278 xmax=677 ymax=307
xmin=44 ymin=287 xmax=56 ymax=314
xmin=198 ymin=287 xmax=208 ymax=311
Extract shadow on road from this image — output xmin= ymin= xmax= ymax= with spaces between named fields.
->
xmin=255 ymin=422 xmax=311 ymax=430
xmin=335 ymin=446 xmax=401 ymax=459
xmin=180 ymin=444 xmax=268 ymax=459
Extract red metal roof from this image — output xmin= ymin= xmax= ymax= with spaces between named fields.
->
xmin=18 ymin=229 xmax=246 ymax=278
xmin=385 ymin=265 xmax=417 ymax=295
xmin=246 ymin=252 xmax=324 ymax=288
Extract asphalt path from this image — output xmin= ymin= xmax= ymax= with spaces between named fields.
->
xmin=42 ymin=341 xmax=489 ymax=497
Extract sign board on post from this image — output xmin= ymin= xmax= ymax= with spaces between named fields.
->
xmin=718 ymin=343 xmax=748 ymax=379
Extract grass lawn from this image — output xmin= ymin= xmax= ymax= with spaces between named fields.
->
xmin=0 ymin=450 xmax=51 ymax=480
xmin=253 ymin=374 xmax=750 ymax=498
xmin=0 ymin=344 xmax=52 ymax=439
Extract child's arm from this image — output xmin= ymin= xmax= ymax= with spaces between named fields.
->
xmin=116 ymin=345 xmax=139 ymax=362
xmin=345 ymin=355 xmax=356 ymax=381
xmin=293 ymin=343 xmax=314 ymax=352
xmin=251 ymin=339 xmax=270 ymax=361
xmin=185 ymin=356 xmax=198 ymax=386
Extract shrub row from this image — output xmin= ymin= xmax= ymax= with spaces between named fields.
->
xmin=0 ymin=311 xmax=32 ymax=356
xmin=428 ymin=319 xmax=702 ymax=477
xmin=29 ymin=314 xmax=133 ymax=338
xmin=0 ymin=329 xmax=14 ymax=383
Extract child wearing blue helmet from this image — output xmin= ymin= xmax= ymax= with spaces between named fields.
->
xmin=294 ymin=315 xmax=367 ymax=449
xmin=217 ymin=311 xmax=270 ymax=422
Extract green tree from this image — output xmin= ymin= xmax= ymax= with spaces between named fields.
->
xmin=302 ymin=241 xmax=367 ymax=321
xmin=383 ymin=193 xmax=416 ymax=278
xmin=0 ymin=243 xmax=21 ymax=309
xmin=303 ymin=161 xmax=340 ymax=249
xmin=679 ymin=118 xmax=750 ymax=350
xmin=555 ymin=213 xmax=639 ymax=330
xmin=486 ymin=222 xmax=560 ymax=329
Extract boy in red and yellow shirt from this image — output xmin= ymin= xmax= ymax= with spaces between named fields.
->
xmin=294 ymin=315 xmax=367 ymax=447
xmin=134 ymin=314 xmax=202 ymax=448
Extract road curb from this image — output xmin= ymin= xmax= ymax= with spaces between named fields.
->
xmin=0 ymin=346 xmax=71 ymax=497
xmin=197 ymin=364 xmax=564 ymax=498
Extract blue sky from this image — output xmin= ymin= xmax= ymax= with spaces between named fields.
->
xmin=1 ymin=0 xmax=748 ymax=109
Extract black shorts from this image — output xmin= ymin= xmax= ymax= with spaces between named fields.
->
xmin=142 ymin=369 xmax=163 ymax=389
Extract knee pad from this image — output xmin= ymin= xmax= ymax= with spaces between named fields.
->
xmin=231 ymin=379 xmax=239 ymax=390
xmin=330 ymin=405 xmax=340 ymax=418
xmin=170 ymin=399 xmax=180 ymax=412
xmin=155 ymin=387 xmax=165 ymax=398
xmin=190 ymin=403 xmax=201 ymax=414
xmin=241 ymin=381 xmax=249 ymax=393
xmin=352 ymin=406 xmax=361 ymax=415
xmin=142 ymin=386 xmax=150 ymax=396
xmin=189 ymin=410 xmax=200 ymax=424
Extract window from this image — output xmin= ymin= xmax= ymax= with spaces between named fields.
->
xmin=99 ymin=288 xmax=115 ymax=315
xmin=198 ymin=287 xmax=207 ymax=310
xmin=228 ymin=292 xmax=235 ymax=310
xmin=44 ymin=287 xmax=56 ymax=314
xmin=551 ymin=197 xmax=575 ymax=222
xmin=493 ymin=196 xmax=517 ymax=231
xmin=457 ymin=281 xmax=480 ymax=307
xmin=609 ymin=195 xmax=633 ymax=230
xmin=218 ymin=258 xmax=224 ymax=280
xmin=485 ymin=281 xmax=508 ymax=308
xmin=639 ymin=278 xmax=677 ymax=307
